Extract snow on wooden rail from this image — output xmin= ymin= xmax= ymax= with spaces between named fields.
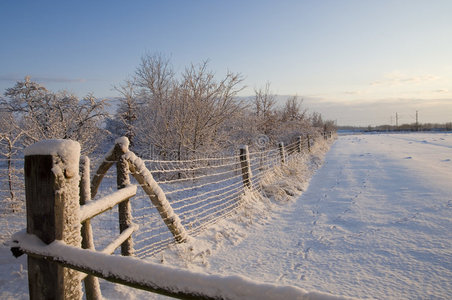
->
xmin=11 ymin=231 xmax=350 ymax=300
xmin=79 ymin=184 xmax=137 ymax=222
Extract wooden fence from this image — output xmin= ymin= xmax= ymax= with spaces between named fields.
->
xmin=10 ymin=132 xmax=334 ymax=299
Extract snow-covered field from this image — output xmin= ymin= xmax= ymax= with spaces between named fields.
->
xmin=200 ymin=133 xmax=452 ymax=299
xmin=1 ymin=133 xmax=451 ymax=299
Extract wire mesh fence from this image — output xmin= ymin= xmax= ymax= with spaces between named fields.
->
xmin=2 ymin=133 xmax=326 ymax=259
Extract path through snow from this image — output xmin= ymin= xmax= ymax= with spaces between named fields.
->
xmin=203 ymin=133 xmax=452 ymax=299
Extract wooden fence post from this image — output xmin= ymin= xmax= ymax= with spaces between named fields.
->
xmin=297 ymin=136 xmax=303 ymax=153
xmin=307 ymin=135 xmax=311 ymax=152
xmin=79 ymin=156 xmax=102 ymax=300
xmin=24 ymin=139 xmax=82 ymax=300
xmin=239 ymin=145 xmax=253 ymax=189
xmin=278 ymin=142 xmax=286 ymax=164
xmin=117 ymin=153 xmax=134 ymax=256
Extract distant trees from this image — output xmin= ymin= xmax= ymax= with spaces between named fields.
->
xmin=0 ymin=59 xmax=338 ymax=212
xmin=0 ymin=76 xmax=109 ymax=210
xmin=1 ymin=76 xmax=109 ymax=153
xmin=281 ymin=95 xmax=306 ymax=122
xmin=113 ymin=79 xmax=139 ymax=147
xmin=108 ymin=55 xmax=337 ymax=159
xmin=353 ymin=122 xmax=451 ymax=133
xmin=248 ymin=83 xmax=324 ymax=146
xmin=253 ymin=82 xmax=277 ymax=136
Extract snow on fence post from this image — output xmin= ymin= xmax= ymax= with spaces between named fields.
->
xmin=79 ymin=156 xmax=102 ymax=300
xmin=116 ymin=146 xmax=135 ymax=256
xmin=239 ymin=145 xmax=253 ymax=189
xmin=24 ymin=139 xmax=83 ymax=300
xmin=307 ymin=134 xmax=311 ymax=152
xmin=278 ymin=142 xmax=286 ymax=164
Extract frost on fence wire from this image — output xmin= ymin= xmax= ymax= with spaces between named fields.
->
xmin=133 ymin=153 xmax=246 ymax=258
xmin=132 ymin=139 xmax=308 ymax=258
xmin=84 ymin=136 xmax=314 ymax=259
xmin=4 ymin=135 xmax=316 ymax=260
xmin=0 ymin=158 xmax=25 ymax=214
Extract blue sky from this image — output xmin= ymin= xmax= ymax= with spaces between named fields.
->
xmin=1 ymin=0 xmax=452 ymax=125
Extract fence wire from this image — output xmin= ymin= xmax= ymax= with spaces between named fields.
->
xmin=131 ymin=137 xmax=316 ymax=258
xmin=1 ymin=134 xmax=321 ymax=259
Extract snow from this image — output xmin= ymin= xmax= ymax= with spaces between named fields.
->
xmin=139 ymin=133 xmax=452 ymax=299
xmin=23 ymin=139 xmax=81 ymax=180
xmin=23 ymin=139 xmax=80 ymax=158
xmin=115 ymin=136 xmax=130 ymax=153
xmin=79 ymin=184 xmax=137 ymax=222
xmin=10 ymin=231 xmax=348 ymax=300
xmin=2 ymin=132 xmax=452 ymax=299
xmin=101 ymin=224 xmax=139 ymax=255
xmin=124 ymin=150 xmax=189 ymax=242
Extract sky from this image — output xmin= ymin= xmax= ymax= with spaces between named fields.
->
xmin=1 ymin=0 xmax=451 ymax=126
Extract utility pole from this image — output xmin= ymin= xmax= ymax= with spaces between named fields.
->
xmin=416 ymin=110 xmax=419 ymax=131
xmin=396 ymin=112 xmax=399 ymax=128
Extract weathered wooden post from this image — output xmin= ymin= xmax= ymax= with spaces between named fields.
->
xmin=116 ymin=140 xmax=135 ymax=256
xmin=79 ymin=156 xmax=102 ymax=300
xmin=24 ymin=139 xmax=82 ymax=300
xmin=239 ymin=145 xmax=253 ymax=189
xmin=278 ymin=142 xmax=286 ymax=164
xmin=307 ymin=134 xmax=311 ymax=152
xmin=297 ymin=136 xmax=303 ymax=153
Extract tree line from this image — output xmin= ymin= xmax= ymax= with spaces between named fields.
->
xmin=339 ymin=123 xmax=452 ymax=132
xmin=0 ymin=54 xmax=335 ymax=209
xmin=108 ymin=54 xmax=335 ymax=159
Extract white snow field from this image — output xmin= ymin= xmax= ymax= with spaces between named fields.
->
xmin=1 ymin=133 xmax=452 ymax=299
xmin=200 ymin=133 xmax=452 ymax=299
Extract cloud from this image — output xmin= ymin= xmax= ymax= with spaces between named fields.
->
xmin=433 ymin=89 xmax=449 ymax=93
xmin=370 ymin=71 xmax=441 ymax=86
xmin=35 ymin=76 xmax=87 ymax=83
xmin=343 ymin=90 xmax=363 ymax=95
xmin=0 ymin=74 xmax=87 ymax=83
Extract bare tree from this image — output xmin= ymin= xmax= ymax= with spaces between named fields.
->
xmin=135 ymin=53 xmax=175 ymax=103
xmin=254 ymin=82 xmax=276 ymax=118
xmin=114 ymin=80 xmax=139 ymax=147
xmin=253 ymin=82 xmax=278 ymax=137
xmin=130 ymin=55 xmax=245 ymax=159
xmin=178 ymin=61 xmax=245 ymax=156
xmin=0 ymin=110 xmax=25 ymax=211
xmin=131 ymin=54 xmax=179 ymax=157
xmin=281 ymin=96 xmax=306 ymax=122
xmin=1 ymin=76 xmax=109 ymax=154
xmin=311 ymin=112 xmax=324 ymax=129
